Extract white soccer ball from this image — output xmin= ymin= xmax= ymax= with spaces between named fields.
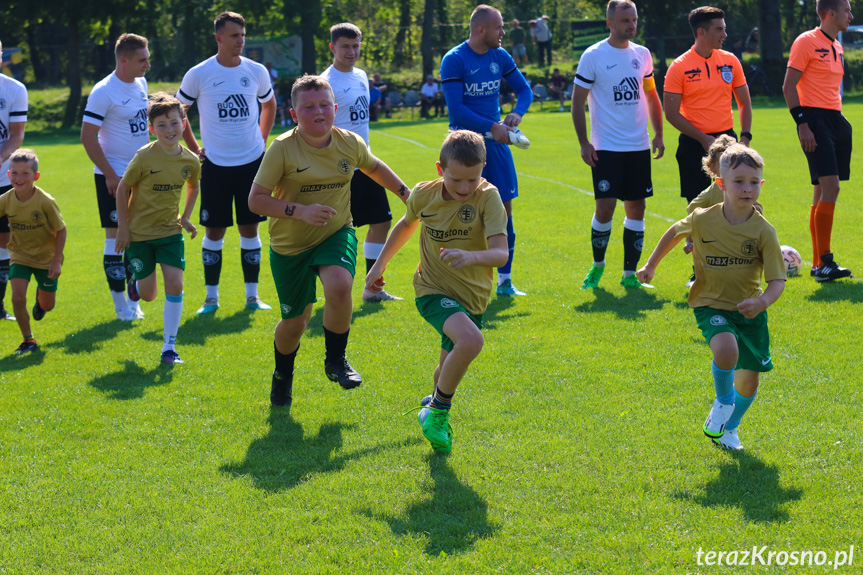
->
xmin=781 ymin=245 xmax=802 ymax=277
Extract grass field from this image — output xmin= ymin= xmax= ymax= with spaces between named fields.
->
xmin=1 ymin=103 xmax=862 ymax=574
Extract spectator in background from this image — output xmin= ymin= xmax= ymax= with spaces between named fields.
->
xmin=274 ymin=86 xmax=290 ymax=127
xmin=369 ymin=80 xmax=382 ymax=121
xmin=373 ymin=73 xmax=392 ymax=118
xmin=420 ymin=75 xmax=444 ymax=118
xmin=532 ymin=14 xmax=553 ymax=66
xmin=510 ymin=19 xmax=528 ymax=65
xmin=548 ymin=68 xmax=567 ymax=112
xmin=745 ymin=27 xmax=759 ymax=54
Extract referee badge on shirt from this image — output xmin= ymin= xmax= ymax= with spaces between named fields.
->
xmin=718 ymin=65 xmax=734 ymax=84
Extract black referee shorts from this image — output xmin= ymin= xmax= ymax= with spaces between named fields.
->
xmin=801 ymin=107 xmax=852 ymax=185
xmin=676 ymin=129 xmax=736 ymax=202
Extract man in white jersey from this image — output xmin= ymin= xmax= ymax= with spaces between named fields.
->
xmin=81 ymin=33 xmax=150 ymax=321
xmin=572 ymin=0 xmax=664 ymax=291
xmin=178 ymin=11 xmax=276 ymax=314
xmin=0 ymin=39 xmax=28 ymax=321
xmin=320 ymin=23 xmax=409 ymax=302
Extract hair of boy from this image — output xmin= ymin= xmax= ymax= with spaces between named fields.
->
xmin=439 ymin=130 xmax=486 ymax=169
xmin=9 ymin=148 xmax=39 ymax=173
xmin=115 ymin=33 xmax=148 ymax=62
xmin=607 ymin=0 xmax=637 ymax=18
xmin=290 ymin=74 xmax=335 ymax=109
xmin=719 ymin=144 xmax=764 ymax=176
xmin=701 ymin=134 xmax=738 ymax=178
xmin=148 ymin=92 xmax=185 ymax=125
xmin=816 ymin=0 xmax=843 ymax=17
xmin=470 ymin=5 xmax=502 ymax=31
xmin=688 ymin=6 xmax=725 ymax=37
xmin=330 ymin=23 xmax=362 ymax=44
xmin=214 ymin=11 xmax=245 ymax=34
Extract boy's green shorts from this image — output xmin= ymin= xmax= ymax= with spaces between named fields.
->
xmin=416 ymin=294 xmax=483 ymax=353
xmin=694 ymin=306 xmax=773 ymax=372
xmin=126 ymin=234 xmax=185 ymax=280
xmin=270 ymin=226 xmax=357 ymax=319
xmin=9 ymin=263 xmax=58 ymax=292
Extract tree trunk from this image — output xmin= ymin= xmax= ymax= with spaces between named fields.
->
xmin=295 ymin=0 xmax=321 ymax=74
xmin=26 ymin=25 xmax=45 ymax=84
xmin=393 ymin=0 xmax=412 ymax=67
xmin=759 ymin=0 xmax=784 ymax=93
xmin=421 ymin=0 xmax=435 ymax=77
xmin=62 ymin=19 xmax=82 ymax=129
xmin=436 ymin=0 xmax=449 ymax=58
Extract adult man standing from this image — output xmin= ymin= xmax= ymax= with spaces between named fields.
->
xmin=441 ymin=4 xmax=533 ymax=296
xmin=509 ymin=19 xmax=528 ymax=66
xmin=0 ymin=39 xmax=28 ymax=321
xmin=320 ymin=22 xmax=409 ymax=302
xmin=783 ymin=0 xmax=854 ymax=281
xmin=532 ymin=15 xmax=553 ymax=67
xmin=178 ymin=11 xmax=276 ymax=314
xmin=81 ymin=33 xmax=150 ymax=321
xmin=664 ymin=6 xmax=752 ymax=203
xmin=573 ymin=0 xmax=664 ymax=290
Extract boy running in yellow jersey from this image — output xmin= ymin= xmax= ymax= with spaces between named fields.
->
xmin=637 ymin=145 xmax=785 ymax=450
xmin=366 ymin=130 xmax=508 ymax=453
xmin=249 ymin=75 xmax=410 ymax=407
xmin=0 ymin=149 xmax=66 ymax=355
xmin=115 ymin=93 xmax=201 ymax=365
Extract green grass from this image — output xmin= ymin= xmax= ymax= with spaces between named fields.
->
xmin=1 ymin=105 xmax=862 ymax=574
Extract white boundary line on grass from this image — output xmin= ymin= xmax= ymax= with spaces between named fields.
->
xmin=375 ymin=130 xmax=676 ymax=223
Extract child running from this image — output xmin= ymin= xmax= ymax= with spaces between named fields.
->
xmin=637 ymin=144 xmax=785 ymax=450
xmin=366 ymin=130 xmax=508 ymax=453
xmin=115 ymin=93 xmax=200 ymax=365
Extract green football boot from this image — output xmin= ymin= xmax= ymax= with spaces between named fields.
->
xmin=582 ymin=264 xmax=605 ymax=289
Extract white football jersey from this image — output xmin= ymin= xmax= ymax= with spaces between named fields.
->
xmin=177 ymin=56 xmax=273 ymax=167
xmin=321 ymin=65 xmax=371 ymax=148
xmin=82 ymin=73 xmax=150 ymax=176
xmin=0 ymin=75 xmax=28 ymax=187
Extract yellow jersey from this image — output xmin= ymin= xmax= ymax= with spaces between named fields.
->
xmin=0 ymin=186 xmax=65 ymax=269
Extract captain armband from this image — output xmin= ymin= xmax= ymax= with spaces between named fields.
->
xmin=643 ymin=76 xmax=656 ymax=91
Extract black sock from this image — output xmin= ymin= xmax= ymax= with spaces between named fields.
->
xmin=103 ymin=254 xmax=126 ymax=292
xmin=591 ymin=227 xmax=611 ymax=263
xmin=241 ymin=248 xmax=261 ymax=284
xmin=274 ymin=341 xmax=299 ymax=375
xmin=323 ymin=326 xmax=349 ymax=364
xmin=0 ymin=257 xmax=9 ymax=308
xmin=623 ymin=227 xmax=645 ymax=272
xmin=365 ymin=258 xmax=376 ymax=276
xmin=202 ymin=248 xmax=222 ymax=288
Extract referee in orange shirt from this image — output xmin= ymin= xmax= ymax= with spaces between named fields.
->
xmin=783 ymin=0 xmax=854 ymax=282
xmin=664 ymin=6 xmax=752 ymax=203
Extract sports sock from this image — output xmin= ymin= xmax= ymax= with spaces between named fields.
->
xmin=622 ymin=218 xmax=645 ymax=273
xmin=429 ymin=386 xmax=454 ymax=410
xmin=274 ymin=341 xmax=299 ymax=376
xmin=201 ymin=237 xmax=224 ymax=295
xmin=712 ymin=360 xmax=735 ymax=405
xmin=162 ymin=293 xmax=183 ymax=353
xmin=103 ymin=239 xmax=126 ymax=293
xmin=809 ymin=204 xmax=819 ymax=269
xmin=498 ymin=216 xmax=515 ymax=275
xmin=726 ymin=387 xmax=758 ymax=431
xmin=363 ymin=241 xmax=384 ymax=276
xmin=240 ymin=235 xmax=262 ymax=286
xmin=497 ymin=272 xmax=511 ymax=285
xmin=591 ymin=215 xmax=613 ymax=265
xmin=323 ymin=326 xmax=349 ymax=364
xmin=814 ymin=201 xmax=835 ymax=261
xmin=0 ymin=247 xmax=9 ymax=308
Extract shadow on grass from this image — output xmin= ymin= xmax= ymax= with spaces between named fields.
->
xmin=44 ymin=320 xmax=134 ymax=354
xmin=806 ymin=280 xmax=863 ymax=304
xmin=304 ymin=299 xmax=387 ymax=334
xmin=574 ymin=287 xmax=666 ymax=320
xmin=483 ymin=294 xmax=530 ymax=330
xmin=672 ymin=450 xmax=803 ymax=523
xmin=139 ymin=309 xmax=254 ymax=345
xmin=89 ymin=360 xmax=174 ymax=400
xmin=365 ymin=453 xmax=498 ymax=556
xmin=221 ymin=407 xmax=415 ymax=491
xmin=0 ymin=348 xmax=45 ymax=371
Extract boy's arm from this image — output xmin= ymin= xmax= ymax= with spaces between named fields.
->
xmin=365 ymin=216 xmax=420 ymax=292
xmin=439 ymin=233 xmax=508 ymax=270
xmin=737 ymin=279 xmax=785 ymax=319
xmin=114 ymin=179 xmax=132 ymax=253
xmin=248 ymin=183 xmax=336 ymax=226
xmin=636 ymin=224 xmax=682 ymax=284
xmin=48 ymin=227 xmax=67 ymax=279
xmin=181 ymin=180 xmax=200 ymax=239
xmin=359 ymin=158 xmax=410 ymax=204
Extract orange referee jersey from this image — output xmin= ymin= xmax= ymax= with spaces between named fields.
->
xmin=664 ymin=48 xmax=747 ymax=133
xmin=788 ymin=28 xmax=844 ymax=112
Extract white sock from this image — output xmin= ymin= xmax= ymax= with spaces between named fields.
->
xmin=239 ymin=235 xmax=263 ymax=250
xmin=245 ymin=283 xmax=258 ymax=299
xmin=162 ymin=294 xmax=183 ymax=353
xmin=111 ymin=290 xmax=128 ymax=312
xmin=104 ymin=238 xmax=118 ymax=255
xmin=206 ymin=285 xmax=219 ymax=300
xmin=0 ymin=248 xmax=9 ymax=259
xmin=128 ymin=299 xmax=141 ymax=313
xmin=498 ymin=273 xmax=511 ymax=285
xmin=363 ymin=241 xmax=384 ymax=260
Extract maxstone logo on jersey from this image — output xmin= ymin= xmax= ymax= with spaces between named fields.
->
xmin=464 ymin=79 xmax=500 ymax=97
xmin=218 ymin=95 xmax=251 ymax=120
xmin=350 ymin=96 xmax=369 ymax=122
xmin=613 ymin=77 xmax=640 ymax=102
xmin=128 ymin=109 xmax=148 ymax=134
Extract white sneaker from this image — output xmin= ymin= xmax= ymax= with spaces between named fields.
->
xmin=362 ymin=288 xmax=403 ymax=302
xmin=116 ymin=308 xmax=137 ymax=321
xmin=703 ymin=399 xmax=735 ymax=438
xmin=712 ymin=428 xmax=743 ymax=450
xmin=133 ymin=307 xmax=145 ymax=319
xmin=558 ymin=105 xmax=565 ymax=112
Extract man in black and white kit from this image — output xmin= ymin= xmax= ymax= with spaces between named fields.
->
xmin=320 ymin=22 xmax=409 ymax=302
xmin=178 ymin=11 xmax=276 ymax=314
xmin=81 ymin=33 xmax=150 ymax=321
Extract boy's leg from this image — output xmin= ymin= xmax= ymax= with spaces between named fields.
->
xmin=704 ymin=332 xmax=738 ymax=438
xmin=0 ymin=239 xmax=10 ymax=319
xmin=726 ymin=370 xmax=759 ymax=431
xmin=272 ymin=305 xmax=313 ymax=406
xmin=10 ymin=277 xmax=37 ymax=352
xmin=160 ymin=264 xmax=185 ymax=363
xmin=136 ymin=272 xmax=159 ymax=302
xmin=319 ymin=264 xmax=362 ymax=388
xmin=435 ymin=312 xmax=484 ymax=397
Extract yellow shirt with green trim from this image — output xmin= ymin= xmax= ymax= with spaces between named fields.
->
xmin=674 ymin=204 xmax=784 ymax=311
xmin=122 ymin=142 xmax=201 ymax=241
xmin=254 ymin=126 xmax=374 ymax=256
xmin=406 ymin=178 xmax=507 ymax=315
xmin=0 ymin=186 xmax=65 ymax=269
xmin=687 ymin=180 xmax=763 ymax=214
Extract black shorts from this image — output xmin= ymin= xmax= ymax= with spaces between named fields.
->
xmin=801 ymin=108 xmax=852 ymax=185
xmin=350 ymin=169 xmax=392 ymax=227
xmin=676 ymin=130 xmax=736 ymax=202
xmin=591 ymin=150 xmax=653 ymax=202
xmin=95 ymin=174 xmax=119 ymax=229
xmin=200 ymin=155 xmax=267 ymax=228
xmin=0 ymin=184 xmax=10 ymax=233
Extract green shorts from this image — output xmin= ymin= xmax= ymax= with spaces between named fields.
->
xmin=416 ymin=294 xmax=483 ymax=353
xmin=694 ymin=307 xmax=773 ymax=372
xmin=270 ymin=226 xmax=357 ymax=319
xmin=9 ymin=263 xmax=58 ymax=292
xmin=126 ymin=234 xmax=185 ymax=280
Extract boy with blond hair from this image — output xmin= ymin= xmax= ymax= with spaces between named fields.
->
xmin=366 ymin=130 xmax=508 ymax=453
xmin=0 ymin=149 xmax=66 ymax=354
